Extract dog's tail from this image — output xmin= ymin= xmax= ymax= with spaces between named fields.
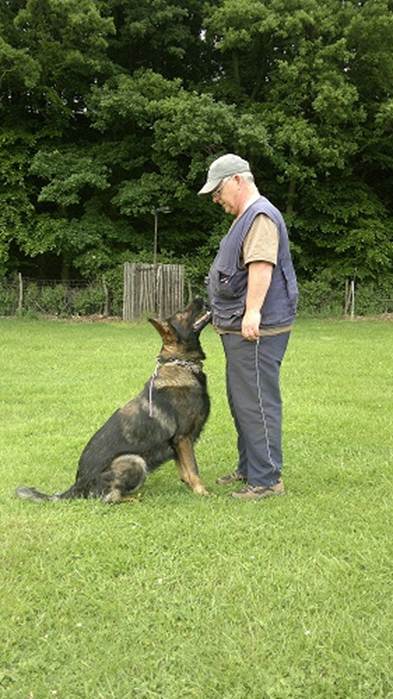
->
xmin=15 ymin=483 xmax=79 ymax=502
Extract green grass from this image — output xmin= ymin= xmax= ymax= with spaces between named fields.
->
xmin=1 ymin=317 xmax=393 ymax=699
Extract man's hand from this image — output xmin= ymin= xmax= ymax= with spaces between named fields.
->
xmin=241 ymin=309 xmax=261 ymax=340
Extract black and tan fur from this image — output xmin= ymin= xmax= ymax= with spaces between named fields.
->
xmin=16 ymin=299 xmax=212 ymax=504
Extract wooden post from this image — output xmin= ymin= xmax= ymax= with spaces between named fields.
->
xmin=153 ymin=213 xmax=158 ymax=266
xmin=344 ymin=279 xmax=349 ymax=316
xmin=123 ymin=262 xmax=185 ymax=321
xmin=123 ymin=263 xmax=127 ymax=320
xmin=156 ymin=264 xmax=162 ymax=318
xmin=102 ymin=276 xmax=109 ymax=316
xmin=17 ymin=272 xmax=23 ymax=314
xmin=123 ymin=262 xmax=136 ymax=321
xmin=130 ymin=263 xmax=136 ymax=320
xmin=344 ymin=278 xmax=355 ymax=317
xmin=350 ymin=279 xmax=355 ymax=320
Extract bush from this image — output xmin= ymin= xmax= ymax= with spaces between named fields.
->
xmin=0 ymin=282 xmax=18 ymax=315
xmin=102 ymin=268 xmax=123 ymax=315
xmin=354 ymin=279 xmax=393 ymax=315
xmin=297 ymin=278 xmax=343 ymax=317
xmin=1 ymin=267 xmax=392 ymax=319
xmin=72 ymin=286 xmax=105 ymax=315
xmin=0 ymin=280 xmax=108 ymax=317
xmin=297 ymin=273 xmax=393 ymax=317
xmin=22 ymin=282 xmax=39 ymax=312
xmin=21 ymin=283 xmax=70 ymax=315
xmin=39 ymin=285 xmax=69 ymax=315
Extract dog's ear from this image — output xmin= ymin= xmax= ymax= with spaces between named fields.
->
xmin=148 ymin=317 xmax=175 ymax=342
xmin=168 ymin=318 xmax=188 ymax=341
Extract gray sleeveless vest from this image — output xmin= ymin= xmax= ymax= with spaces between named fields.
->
xmin=207 ymin=196 xmax=298 ymax=330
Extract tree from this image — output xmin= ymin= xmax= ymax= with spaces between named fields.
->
xmin=105 ymin=0 xmax=214 ymax=86
xmin=203 ymin=0 xmax=393 ymax=280
xmin=0 ymin=0 xmax=114 ymax=277
xmin=0 ymin=0 xmax=392 ymax=291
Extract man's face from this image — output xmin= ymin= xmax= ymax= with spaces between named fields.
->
xmin=212 ymin=175 xmax=241 ymax=216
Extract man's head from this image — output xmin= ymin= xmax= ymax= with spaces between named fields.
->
xmin=198 ymin=153 xmax=258 ymax=217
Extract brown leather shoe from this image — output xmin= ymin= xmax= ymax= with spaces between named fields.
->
xmin=231 ymin=480 xmax=285 ymax=500
xmin=216 ymin=470 xmax=247 ymax=486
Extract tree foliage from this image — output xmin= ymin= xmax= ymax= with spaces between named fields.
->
xmin=0 ymin=0 xmax=392 ymax=286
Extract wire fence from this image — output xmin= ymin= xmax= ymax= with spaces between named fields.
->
xmin=0 ymin=275 xmax=120 ymax=318
xmin=0 ymin=274 xmax=392 ymax=319
xmin=0 ymin=265 xmax=187 ymax=319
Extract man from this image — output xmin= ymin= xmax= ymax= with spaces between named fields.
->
xmin=198 ymin=153 xmax=298 ymax=500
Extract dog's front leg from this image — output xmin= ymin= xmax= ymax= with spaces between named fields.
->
xmin=174 ymin=436 xmax=209 ymax=496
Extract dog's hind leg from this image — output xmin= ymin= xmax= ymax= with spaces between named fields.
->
xmin=174 ymin=436 xmax=209 ymax=496
xmin=101 ymin=454 xmax=147 ymax=504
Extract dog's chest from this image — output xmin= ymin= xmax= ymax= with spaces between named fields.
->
xmin=154 ymin=365 xmax=200 ymax=389
xmin=156 ymin=367 xmax=209 ymax=431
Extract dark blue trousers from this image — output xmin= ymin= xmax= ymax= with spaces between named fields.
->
xmin=220 ymin=332 xmax=290 ymax=487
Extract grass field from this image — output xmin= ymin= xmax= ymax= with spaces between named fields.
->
xmin=1 ymin=316 xmax=393 ymax=699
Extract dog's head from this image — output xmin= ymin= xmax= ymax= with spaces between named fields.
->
xmin=149 ymin=298 xmax=212 ymax=361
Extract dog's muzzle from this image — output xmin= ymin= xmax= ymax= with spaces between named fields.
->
xmin=193 ymin=309 xmax=212 ymax=332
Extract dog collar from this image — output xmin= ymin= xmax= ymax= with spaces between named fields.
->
xmin=157 ymin=357 xmax=203 ymax=373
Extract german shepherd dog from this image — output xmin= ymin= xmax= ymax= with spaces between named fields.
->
xmin=16 ymin=299 xmax=212 ymax=504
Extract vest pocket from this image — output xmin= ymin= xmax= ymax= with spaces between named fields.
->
xmin=281 ymin=262 xmax=298 ymax=301
xmin=214 ymin=307 xmax=244 ymax=328
xmin=216 ymin=269 xmax=247 ymax=299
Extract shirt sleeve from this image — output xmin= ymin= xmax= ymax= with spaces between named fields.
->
xmin=242 ymin=214 xmax=279 ymax=266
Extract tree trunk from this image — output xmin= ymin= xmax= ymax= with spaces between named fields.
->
xmin=61 ymin=254 xmax=71 ymax=282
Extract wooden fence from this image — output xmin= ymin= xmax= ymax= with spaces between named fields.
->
xmin=123 ymin=263 xmax=185 ymax=321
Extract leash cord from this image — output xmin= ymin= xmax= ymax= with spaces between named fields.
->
xmin=148 ymin=361 xmax=160 ymax=418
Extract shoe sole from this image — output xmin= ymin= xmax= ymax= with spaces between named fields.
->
xmin=216 ymin=478 xmax=247 ymax=486
xmin=231 ymin=489 xmax=285 ymax=500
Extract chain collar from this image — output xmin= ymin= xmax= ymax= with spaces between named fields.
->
xmin=156 ymin=356 xmax=203 ymax=373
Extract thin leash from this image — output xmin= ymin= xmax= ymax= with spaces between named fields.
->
xmin=148 ymin=360 xmax=160 ymax=418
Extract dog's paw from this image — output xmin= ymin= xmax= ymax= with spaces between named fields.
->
xmin=193 ymin=485 xmax=210 ymax=496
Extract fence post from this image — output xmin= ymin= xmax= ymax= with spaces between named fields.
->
xmin=17 ymin=272 xmax=23 ymax=314
xmin=344 ymin=278 xmax=355 ymax=318
xmin=350 ymin=279 xmax=355 ymax=320
xmin=123 ymin=262 xmax=135 ymax=321
xmin=123 ymin=262 xmax=184 ymax=321
xmin=102 ymin=276 xmax=109 ymax=316
xmin=187 ymin=279 xmax=192 ymax=305
xmin=156 ymin=264 xmax=163 ymax=318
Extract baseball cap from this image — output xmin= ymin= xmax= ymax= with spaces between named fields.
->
xmin=198 ymin=154 xmax=251 ymax=195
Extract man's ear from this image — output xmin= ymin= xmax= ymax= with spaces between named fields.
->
xmin=148 ymin=318 xmax=174 ymax=341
